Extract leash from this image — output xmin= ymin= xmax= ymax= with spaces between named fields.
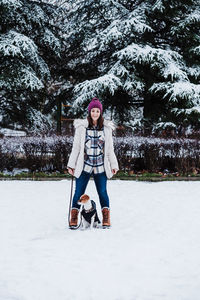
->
xmin=68 ymin=174 xmax=82 ymax=230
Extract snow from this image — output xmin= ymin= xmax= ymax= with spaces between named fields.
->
xmin=0 ymin=128 xmax=26 ymax=137
xmin=19 ymin=66 xmax=44 ymax=90
xmin=1 ymin=179 xmax=200 ymax=300
xmin=95 ymin=15 xmax=152 ymax=51
xmin=188 ymin=65 xmax=200 ymax=79
xmin=173 ymin=107 xmax=200 ymax=115
xmin=100 ymin=21 xmax=123 ymax=44
xmin=153 ymin=121 xmax=177 ymax=130
xmin=191 ymin=46 xmax=200 ymax=55
xmin=0 ymin=30 xmax=49 ymax=91
xmin=114 ymin=43 xmax=188 ymax=81
xmin=0 ymin=30 xmax=38 ymax=58
xmin=161 ymin=61 xmax=188 ymax=81
xmin=1 ymin=0 xmax=22 ymax=8
xmin=150 ymin=81 xmax=200 ymax=104
xmin=122 ymin=15 xmax=153 ymax=34
xmin=73 ymin=74 xmax=122 ymax=108
xmin=42 ymin=28 xmax=61 ymax=53
xmin=109 ymin=62 xmax=129 ymax=77
xmin=152 ymin=0 xmax=165 ymax=12
xmin=177 ymin=9 xmax=200 ymax=28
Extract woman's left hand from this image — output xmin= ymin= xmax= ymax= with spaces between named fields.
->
xmin=112 ymin=169 xmax=118 ymax=175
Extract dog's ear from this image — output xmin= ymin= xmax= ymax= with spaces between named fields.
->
xmin=80 ymin=194 xmax=90 ymax=202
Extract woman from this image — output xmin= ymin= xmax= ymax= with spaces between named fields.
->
xmin=67 ymin=97 xmax=119 ymax=229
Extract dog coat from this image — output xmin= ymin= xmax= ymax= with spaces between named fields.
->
xmin=81 ymin=200 xmax=101 ymax=224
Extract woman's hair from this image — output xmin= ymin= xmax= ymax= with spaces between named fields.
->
xmin=87 ymin=112 xmax=104 ymax=130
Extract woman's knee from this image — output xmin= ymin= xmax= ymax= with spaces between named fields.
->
xmin=97 ymin=188 xmax=108 ymax=198
xmin=74 ymin=185 xmax=86 ymax=198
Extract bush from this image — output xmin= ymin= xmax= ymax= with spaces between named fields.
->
xmin=114 ymin=136 xmax=200 ymax=175
xmin=0 ymin=135 xmax=200 ymax=175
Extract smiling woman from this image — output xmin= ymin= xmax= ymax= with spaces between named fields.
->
xmin=67 ymin=97 xmax=119 ymax=229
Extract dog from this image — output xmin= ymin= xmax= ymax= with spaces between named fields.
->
xmin=77 ymin=194 xmax=101 ymax=229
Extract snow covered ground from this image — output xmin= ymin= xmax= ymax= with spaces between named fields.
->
xmin=0 ymin=179 xmax=200 ymax=300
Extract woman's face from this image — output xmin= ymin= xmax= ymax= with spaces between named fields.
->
xmin=90 ymin=108 xmax=101 ymax=123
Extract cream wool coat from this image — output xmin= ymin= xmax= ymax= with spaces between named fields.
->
xmin=67 ymin=118 xmax=119 ymax=179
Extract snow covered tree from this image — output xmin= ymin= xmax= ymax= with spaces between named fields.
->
xmin=0 ymin=0 xmax=63 ymax=132
xmin=144 ymin=0 xmax=200 ymax=131
xmin=60 ymin=0 xmax=150 ymax=122
xmin=61 ymin=0 xmax=200 ymax=131
xmin=2 ymin=0 xmax=198 ymax=132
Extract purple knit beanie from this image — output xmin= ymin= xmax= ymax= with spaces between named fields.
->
xmin=88 ymin=97 xmax=103 ymax=114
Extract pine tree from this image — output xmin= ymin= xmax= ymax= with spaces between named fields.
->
xmin=61 ymin=0 xmax=151 ymax=123
xmin=61 ymin=0 xmax=200 ymax=131
xmin=145 ymin=0 xmax=200 ymax=131
xmin=0 ymin=0 xmax=63 ymax=132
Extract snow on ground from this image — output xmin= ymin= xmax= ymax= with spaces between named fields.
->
xmin=0 ymin=179 xmax=200 ymax=300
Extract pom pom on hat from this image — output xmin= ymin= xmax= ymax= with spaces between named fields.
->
xmin=88 ymin=97 xmax=103 ymax=113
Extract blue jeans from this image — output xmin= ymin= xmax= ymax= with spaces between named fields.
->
xmin=72 ymin=171 xmax=110 ymax=209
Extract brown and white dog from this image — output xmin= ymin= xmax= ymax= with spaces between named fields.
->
xmin=77 ymin=194 xmax=101 ymax=229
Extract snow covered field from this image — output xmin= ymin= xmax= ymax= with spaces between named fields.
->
xmin=1 ymin=179 xmax=200 ymax=300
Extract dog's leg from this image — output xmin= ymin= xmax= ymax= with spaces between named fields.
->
xmin=93 ymin=212 xmax=101 ymax=228
xmin=91 ymin=215 xmax=97 ymax=229
xmin=93 ymin=221 xmax=99 ymax=228
xmin=80 ymin=222 xmax=84 ymax=230
xmin=81 ymin=218 xmax=87 ymax=230
xmin=82 ymin=218 xmax=91 ymax=230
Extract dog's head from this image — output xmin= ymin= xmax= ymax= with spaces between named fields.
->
xmin=77 ymin=194 xmax=90 ymax=205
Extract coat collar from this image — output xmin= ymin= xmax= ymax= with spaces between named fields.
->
xmin=73 ymin=118 xmax=116 ymax=131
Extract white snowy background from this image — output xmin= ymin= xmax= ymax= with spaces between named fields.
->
xmin=1 ymin=179 xmax=200 ymax=300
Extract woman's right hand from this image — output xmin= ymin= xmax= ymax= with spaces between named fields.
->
xmin=67 ymin=167 xmax=75 ymax=176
